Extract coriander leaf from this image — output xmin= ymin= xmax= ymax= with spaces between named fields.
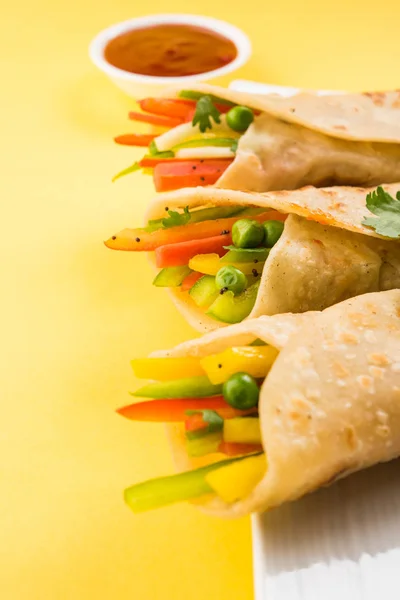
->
xmin=192 ymin=95 xmax=221 ymax=133
xmin=362 ymin=186 xmax=400 ymax=238
xmin=230 ymin=139 xmax=239 ymax=153
xmin=162 ymin=206 xmax=191 ymax=228
xmin=112 ymin=162 xmax=141 ymax=183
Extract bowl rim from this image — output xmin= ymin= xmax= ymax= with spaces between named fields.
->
xmin=88 ymin=13 xmax=252 ymax=84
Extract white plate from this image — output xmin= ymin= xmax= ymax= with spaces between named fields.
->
xmin=251 ymin=458 xmax=400 ymax=599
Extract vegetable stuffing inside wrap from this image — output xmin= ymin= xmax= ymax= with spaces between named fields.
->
xmin=119 ymin=290 xmax=400 ymax=517
xmin=113 ymin=84 xmax=400 ymax=193
xmin=105 ymin=183 xmax=400 ymax=331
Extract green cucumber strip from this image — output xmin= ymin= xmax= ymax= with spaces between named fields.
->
xmin=206 ymin=282 xmax=260 ymax=324
xmin=153 ymin=266 xmax=192 ymax=288
xmin=132 ymin=376 xmax=223 ymax=399
xmin=124 ymin=454 xmax=256 ymax=513
xmin=189 ymin=275 xmax=219 ymax=308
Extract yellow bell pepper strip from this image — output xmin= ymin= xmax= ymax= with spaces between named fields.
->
xmin=131 ymin=357 xmax=204 ymax=381
xmin=205 ymin=453 xmax=266 ymax=503
xmin=200 ymin=346 xmax=279 ymax=385
xmin=189 ymin=253 xmax=266 ymax=276
xmin=223 ymin=417 xmax=262 ymax=444
xmin=132 ymin=376 xmax=222 ymax=399
xmin=105 ymin=211 xmax=284 ymax=252
xmin=124 ymin=454 xmax=251 ymax=513
xmin=186 ymin=432 xmax=222 ymax=457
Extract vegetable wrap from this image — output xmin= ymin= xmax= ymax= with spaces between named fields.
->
xmin=144 ymin=290 xmax=400 ymax=517
xmin=115 ymin=84 xmax=400 ymax=192
xmin=107 ymin=183 xmax=400 ymax=331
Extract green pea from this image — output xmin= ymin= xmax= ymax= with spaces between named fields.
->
xmin=222 ymin=372 xmax=260 ymax=410
xmin=226 ymin=106 xmax=254 ymax=132
xmin=232 ymin=219 xmax=265 ymax=249
xmin=263 ymin=220 xmax=284 ymax=248
xmin=215 ymin=266 xmax=247 ymax=295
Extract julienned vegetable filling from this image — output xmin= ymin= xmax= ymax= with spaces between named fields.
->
xmin=105 ymin=206 xmax=286 ymax=324
xmin=119 ymin=342 xmax=279 ymax=513
xmin=112 ymin=90 xmax=258 ymax=191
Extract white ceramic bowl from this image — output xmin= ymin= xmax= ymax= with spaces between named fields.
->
xmin=89 ymin=14 xmax=252 ymax=98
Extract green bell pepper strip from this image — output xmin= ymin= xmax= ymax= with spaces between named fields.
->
xmin=112 ymin=162 xmax=141 ymax=183
xmin=171 ymin=137 xmax=237 ymax=151
xmin=178 ymin=90 xmax=236 ymax=106
xmin=153 ymin=266 xmax=192 ymax=287
xmin=222 ymin=246 xmax=270 ymax=263
xmin=124 ymin=454 xmax=254 ymax=513
xmin=132 ymin=376 xmax=223 ymax=399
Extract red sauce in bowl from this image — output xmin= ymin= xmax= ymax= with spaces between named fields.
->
xmin=104 ymin=24 xmax=238 ymax=77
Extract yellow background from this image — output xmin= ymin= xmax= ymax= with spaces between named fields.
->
xmin=2 ymin=1 xmax=399 ymax=598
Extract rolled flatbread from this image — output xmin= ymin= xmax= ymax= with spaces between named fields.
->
xmin=167 ymin=84 xmax=400 ymax=191
xmin=155 ymin=290 xmax=400 ymax=516
xmin=144 ymin=183 xmax=400 ymax=331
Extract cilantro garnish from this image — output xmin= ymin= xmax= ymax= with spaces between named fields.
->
xmin=112 ymin=162 xmax=141 ymax=183
xmin=362 ymin=186 xmax=400 ymax=238
xmin=162 ymin=206 xmax=191 ymax=228
xmin=192 ymin=95 xmax=221 ymax=133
